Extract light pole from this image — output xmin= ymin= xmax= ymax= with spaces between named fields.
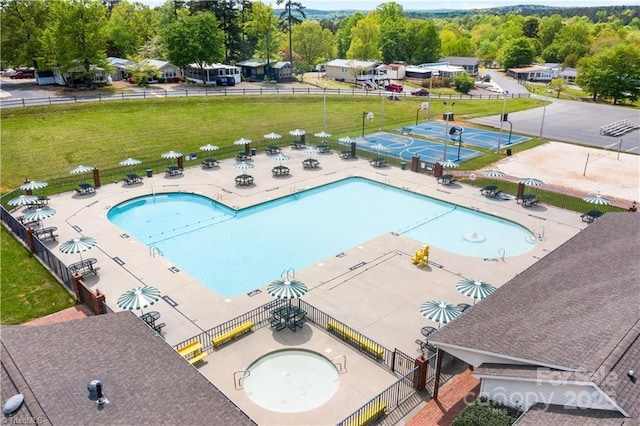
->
xmin=443 ymin=101 xmax=455 ymax=161
xmin=416 ymin=107 xmax=421 ymax=126
xmin=428 ymin=71 xmax=439 ymax=121
xmin=497 ymin=90 xmax=508 ymax=153
xmin=322 ymin=86 xmax=327 ymax=132
xmin=381 ymin=93 xmax=385 ymax=131
xmin=362 ymin=111 xmax=374 ymax=138
xmin=539 ymin=88 xmax=551 ymax=139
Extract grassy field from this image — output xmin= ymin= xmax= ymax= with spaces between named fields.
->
xmin=0 ymin=95 xmax=541 ymax=191
xmin=0 ymin=226 xmax=76 ymax=324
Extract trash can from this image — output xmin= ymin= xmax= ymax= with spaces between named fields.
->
xmin=506 ymin=148 xmax=512 ymax=156
xmin=251 ymin=148 xmax=256 ymax=156
xmin=146 ymin=169 xmax=153 ymax=178
xmin=400 ymin=162 xmax=406 ymax=170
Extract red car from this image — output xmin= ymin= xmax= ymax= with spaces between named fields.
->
xmin=385 ymin=83 xmax=403 ymax=93
xmin=10 ymin=70 xmax=35 ymax=79
xmin=412 ymin=88 xmax=429 ymax=96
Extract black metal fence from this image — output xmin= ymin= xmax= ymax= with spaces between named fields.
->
xmin=1 ymin=205 xmax=74 ymax=291
xmin=0 ymin=86 xmax=530 ymax=109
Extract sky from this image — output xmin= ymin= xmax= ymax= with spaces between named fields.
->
xmin=138 ymin=0 xmax=639 ymax=10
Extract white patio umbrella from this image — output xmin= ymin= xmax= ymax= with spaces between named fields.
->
xmin=117 ymin=285 xmax=161 ymax=315
xmin=59 ymin=236 xmax=97 ymax=263
xmin=338 ymin=136 xmax=356 ymax=145
xmin=70 ymin=165 xmax=94 ymax=175
xmin=440 ymin=159 xmax=459 ymax=169
xmin=264 ymin=132 xmax=282 ymax=140
xmin=270 ymin=153 xmax=291 ymax=166
xmin=161 ymin=151 xmax=182 ymax=159
xmin=456 ymin=279 xmax=496 ymax=304
xmin=583 ymin=193 xmax=611 ymax=205
xmin=119 ymin=158 xmax=142 ymax=167
xmin=519 ymin=177 xmax=543 ymax=186
xmin=22 ymin=207 xmax=56 ymax=227
xmin=482 ymin=170 xmax=505 ymax=178
xmin=19 ymin=181 xmax=48 ymax=191
xmin=233 ymin=161 xmax=255 ymax=170
xmin=301 ymin=145 xmax=320 ymax=159
xmin=234 ymin=138 xmax=252 ymax=146
xmin=267 ymin=269 xmax=308 ymax=306
xmin=314 ymin=131 xmax=332 ymax=139
xmin=419 ymin=300 xmax=462 ymax=328
xmin=200 ymin=144 xmax=219 ymax=152
xmin=289 ymin=129 xmax=306 ymax=137
xmin=8 ymin=194 xmax=39 ymax=207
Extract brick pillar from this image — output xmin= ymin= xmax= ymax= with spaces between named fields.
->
xmin=26 ymin=227 xmax=36 ymax=253
xmin=413 ymin=355 xmax=429 ymax=390
xmin=71 ymin=273 xmax=84 ymax=302
xmin=411 ymin=155 xmax=420 ymax=172
xmin=245 ymin=143 xmax=251 ymax=154
xmin=517 ymin=182 xmax=525 ymax=199
xmin=93 ymin=168 xmax=101 ymax=188
xmin=350 ymin=142 xmax=356 ymax=158
xmin=92 ymin=289 xmax=106 ymax=315
xmin=434 ymin=163 xmax=443 ymax=178
xmin=177 ymin=156 xmax=184 ymax=169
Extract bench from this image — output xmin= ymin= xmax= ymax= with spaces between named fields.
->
xmin=347 ymin=402 xmax=387 ymax=426
xmin=211 ymin=321 xmax=254 ymax=348
xmin=177 ymin=341 xmax=208 ymax=365
xmin=327 ymin=320 xmax=384 ymax=360
xmin=153 ymin=323 xmax=166 ymax=333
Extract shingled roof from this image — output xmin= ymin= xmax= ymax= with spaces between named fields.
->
xmin=1 ymin=312 xmax=255 ymax=425
xmin=430 ymin=213 xmax=640 ymax=419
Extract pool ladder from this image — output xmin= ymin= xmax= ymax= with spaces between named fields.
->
xmin=498 ymin=248 xmax=506 ymax=261
xmin=149 ymin=246 xmax=164 ymax=257
xmin=532 ymin=226 xmax=545 ymax=241
xmin=234 ymin=370 xmax=250 ymax=390
xmin=331 ymin=354 xmax=348 ymax=373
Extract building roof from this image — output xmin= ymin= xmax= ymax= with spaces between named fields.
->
xmin=1 ymin=312 xmax=255 ymax=426
xmin=515 ymin=403 xmax=632 ymax=426
xmin=508 ymin=65 xmax=549 ymax=73
xmin=431 ymin=213 xmax=640 ymax=418
xmin=326 ymin=59 xmax=379 ymax=69
xmin=141 ymin=59 xmax=176 ymax=70
xmin=236 ymin=59 xmax=266 ymax=67
xmin=439 ymin=56 xmax=480 ymax=66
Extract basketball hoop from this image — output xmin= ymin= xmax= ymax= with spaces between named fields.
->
xmin=366 ymin=112 xmax=374 ymax=120
xmin=421 ymin=102 xmax=429 ymax=111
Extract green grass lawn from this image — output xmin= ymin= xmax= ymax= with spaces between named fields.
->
xmin=0 ymin=95 xmax=541 ymax=191
xmin=0 ymin=226 xmax=76 ymax=324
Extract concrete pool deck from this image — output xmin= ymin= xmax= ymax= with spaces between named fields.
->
xmin=14 ymin=146 xmax=589 ymax=424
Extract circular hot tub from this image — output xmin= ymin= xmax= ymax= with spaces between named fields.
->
xmin=243 ymin=349 xmax=340 ymax=413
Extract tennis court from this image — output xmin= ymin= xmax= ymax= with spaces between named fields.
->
xmin=400 ymin=121 xmax=530 ymax=149
xmin=338 ymin=132 xmax=483 ymax=163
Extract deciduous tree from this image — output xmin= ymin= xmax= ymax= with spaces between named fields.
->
xmin=163 ymin=10 xmax=224 ymax=71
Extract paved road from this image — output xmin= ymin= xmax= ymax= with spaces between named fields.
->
xmin=472 ymin=70 xmax=640 ymax=153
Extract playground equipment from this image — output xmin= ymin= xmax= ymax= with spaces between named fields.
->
xmin=411 ymin=245 xmax=430 ymax=268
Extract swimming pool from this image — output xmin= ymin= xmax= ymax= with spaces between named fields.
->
xmin=107 ymin=178 xmax=535 ymax=297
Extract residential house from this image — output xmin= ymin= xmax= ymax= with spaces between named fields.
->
xmin=405 ymin=63 xmax=466 ymax=82
xmin=507 ymin=65 xmax=554 ymax=82
xmin=387 ymin=63 xmax=406 ymax=81
xmin=52 ymin=64 xmax=108 ymax=87
xmin=271 ymin=61 xmax=293 ymax=82
xmin=140 ymin=59 xmax=181 ymax=83
xmin=324 ymin=59 xmax=385 ymax=85
xmin=430 ymin=213 xmax=640 ymax=424
xmin=184 ymin=63 xmax=241 ymax=85
xmin=107 ymin=56 xmax=133 ymax=81
xmin=439 ymin=56 xmax=480 ymax=75
xmin=236 ymin=59 xmax=292 ymax=82
xmin=1 ymin=312 xmax=255 ymax=425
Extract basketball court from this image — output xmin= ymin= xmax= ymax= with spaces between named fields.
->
xmin=338 ymin=132 xmax=483 ymax=163
xmin=401 ymin=121 xmax=530 ymax=149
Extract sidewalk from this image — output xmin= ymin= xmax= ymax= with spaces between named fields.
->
xmin=406 ymin=369 xmax=481 ymax=426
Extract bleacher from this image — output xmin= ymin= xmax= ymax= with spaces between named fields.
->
xmin=599 ymin=120 xmax=640 ymax=137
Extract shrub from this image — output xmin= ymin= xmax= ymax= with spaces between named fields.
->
xmin=453 ymin=398 xmax=522 ymax=426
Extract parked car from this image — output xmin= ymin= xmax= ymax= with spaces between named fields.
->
xmin=10 ymin=70 xmax=35 ymax=79
xmin=384 ymin=83 xmax=403 ymax=93
xmin=412 ymin=88 xmax=429 ymax=96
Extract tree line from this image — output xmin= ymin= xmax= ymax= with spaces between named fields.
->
xmin=1 ymin=0 xmax=639 ymax=103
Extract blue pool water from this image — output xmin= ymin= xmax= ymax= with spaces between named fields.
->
xmin=107 ymin=178 xmax=535 ymax=297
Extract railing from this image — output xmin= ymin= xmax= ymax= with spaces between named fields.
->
xmin=0 ymin=86 xmax=531 ymax=109
xmin=234 ymin=370 xmax=250 ymax=390
xmin=337 ymin=366 xmax=419 ymax=426
xmin=332 ymin=354 xmax=348 ymax=373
